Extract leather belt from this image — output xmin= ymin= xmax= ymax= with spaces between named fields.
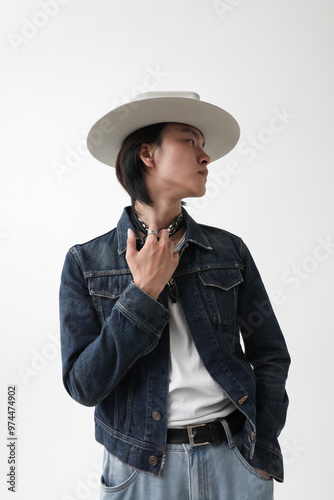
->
xmin=167 ymin=410 xmax=245 ymax=447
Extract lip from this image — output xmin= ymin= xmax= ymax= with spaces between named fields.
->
xmin=199 ymin=169 xmax=208 ymax=178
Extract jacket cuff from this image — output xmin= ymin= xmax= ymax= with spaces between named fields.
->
xmin=116 ymin=281 xmax=170 ymax=337
xmin=247 ymin=439 xmax=284 ymax=482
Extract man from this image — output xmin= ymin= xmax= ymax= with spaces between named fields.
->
xmin=60 ymin=91 xmax=290 ymax=499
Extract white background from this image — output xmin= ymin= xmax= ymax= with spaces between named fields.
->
xmin=1 ymin=1 xmax=333 ymax=498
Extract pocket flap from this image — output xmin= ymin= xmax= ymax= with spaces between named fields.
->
xmin=199 ymin=267 xmax=243 ymax=291
xmin=88 ymin=274 xmax=132 ymax=299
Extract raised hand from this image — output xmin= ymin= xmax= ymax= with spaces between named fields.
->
xmin=126 ymin=224 xmax=180 ymax=300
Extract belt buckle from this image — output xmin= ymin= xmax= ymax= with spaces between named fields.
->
xmin=187 ymin=423 xmax=211 ymax=447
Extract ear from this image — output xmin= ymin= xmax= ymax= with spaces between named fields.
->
xmin=138 ymin=143 xmax=155 ymax=168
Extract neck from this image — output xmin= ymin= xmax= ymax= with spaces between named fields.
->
xmin=134 ymin=200 xmax=183 ymax=232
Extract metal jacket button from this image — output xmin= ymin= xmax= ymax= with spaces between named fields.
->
xmin=152 ymin=411 xmax=162 ymax=421
xmin=149 ymin=456 xmax=158 ymax=466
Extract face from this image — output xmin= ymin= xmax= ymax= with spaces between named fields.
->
xmin=143 ymin=122 xmax=211 ymax=203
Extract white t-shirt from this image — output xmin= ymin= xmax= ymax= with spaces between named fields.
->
xmin=167 ymin=296 xmax=236 ymax=428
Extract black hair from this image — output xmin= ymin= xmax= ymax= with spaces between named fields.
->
xmin=115 ymin=122 xmax=169 ymax=206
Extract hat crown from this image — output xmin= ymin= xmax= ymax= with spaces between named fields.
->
xmin=133 ymin=91 xmax=200 ymax=102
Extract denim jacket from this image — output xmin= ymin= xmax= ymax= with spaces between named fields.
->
xmin=59 ymin=207 xmax=290 ymax=482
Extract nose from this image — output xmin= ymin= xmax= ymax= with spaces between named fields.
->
xmin=199 ymin=150 xmax=211 ymax=165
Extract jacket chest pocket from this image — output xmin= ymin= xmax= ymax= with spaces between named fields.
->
xmin=88 ymin=273 xmax=132 ymax=323
xmin=198 ymin=268 xmax=243 ymax=325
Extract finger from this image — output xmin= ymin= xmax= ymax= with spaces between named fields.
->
xmin=173 ymin=250 xmax=180 ymax=265
xmin=126 ymin=228 xmax=137 ymax=258
xmin=158 ymin=228 xmax=169 ymax=243
xmin=146 ymin=224 xmax=159 ymax=240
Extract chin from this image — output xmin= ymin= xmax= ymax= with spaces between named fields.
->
xmin=181 ymin=185 xmax=206 ymax=200
xmin=194 ymin=187 xmax=207 ymax=197
xmin=185 ymin=191 xmax=206 ymax=200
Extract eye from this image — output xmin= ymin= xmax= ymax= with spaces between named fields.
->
xmin=187 ymin=139 xmax=195 ymax=145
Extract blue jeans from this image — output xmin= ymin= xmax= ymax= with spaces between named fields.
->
xmin=99 ymin=421 xmax=274 ymax=500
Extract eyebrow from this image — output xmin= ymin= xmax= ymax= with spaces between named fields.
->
xmin=181 ymin=127 xmax=205 ymax=148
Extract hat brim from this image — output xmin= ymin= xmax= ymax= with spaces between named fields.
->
xmin=87 ymin=96 xmax=240 ymax=167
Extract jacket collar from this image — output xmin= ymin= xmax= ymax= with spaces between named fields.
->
xmin=117 ymin=206 xmax=213 ymax=255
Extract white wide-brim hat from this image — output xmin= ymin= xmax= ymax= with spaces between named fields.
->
xmin=87 ymin=91 xmax=240 ymax=167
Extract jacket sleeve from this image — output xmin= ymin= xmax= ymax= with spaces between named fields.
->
xmin=237 ymin=242 xmax=291 ymax=480
xmin=59 ymin=249 xmax=170 ymax=407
